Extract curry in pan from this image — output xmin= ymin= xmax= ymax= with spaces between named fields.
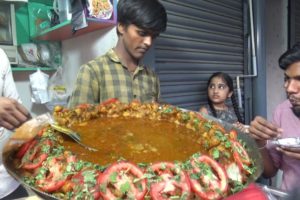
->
xmin=7 ymin=99 xmax=259 ymax=200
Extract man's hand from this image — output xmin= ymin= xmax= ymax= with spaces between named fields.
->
xmin=0 ymin=97 xmax=31 ymax=130
xmin=276 ymin=146 xmax=300 ymax=160
xmin=249 ymin=116 xmax=282 ymax=141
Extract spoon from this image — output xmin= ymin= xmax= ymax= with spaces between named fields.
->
xmin=50 ymin=123 xmax=98 ymax=152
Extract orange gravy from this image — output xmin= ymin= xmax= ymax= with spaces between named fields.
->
xmin=62 ymin=117 xmax=202 ymax=165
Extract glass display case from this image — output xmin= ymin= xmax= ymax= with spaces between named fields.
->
xmin=0 ymin=3 xmax=16 ymax=45
xmin=0 ymin=2 xmax=18 ymax=64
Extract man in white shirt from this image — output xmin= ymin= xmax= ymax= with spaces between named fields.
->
xmin=0 ymin=48 xmax=31 ymax=199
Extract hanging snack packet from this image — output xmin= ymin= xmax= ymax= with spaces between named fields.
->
xmin=45 ymin=66 xmax=70 ymax=111
xmin=29 ymin=68 xmax=50 ymax=104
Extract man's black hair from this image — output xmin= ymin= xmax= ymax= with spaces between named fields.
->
xmin=279 ymin=42 xmax=300 ymax=70
xmin=117 ymin=0 xmax=167 ymax=34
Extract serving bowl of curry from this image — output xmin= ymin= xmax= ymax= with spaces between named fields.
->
xmin=2 ymin=99 xmax=263 ymax=200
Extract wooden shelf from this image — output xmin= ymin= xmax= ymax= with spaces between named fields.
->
xmin=32 ymin=18 xmax=116 ymax=41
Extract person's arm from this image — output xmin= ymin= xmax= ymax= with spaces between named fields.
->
xmin=249 ymin=116 xmax=281 ymax=177
xmin=0 ymin=49 xmax=30 ymax=130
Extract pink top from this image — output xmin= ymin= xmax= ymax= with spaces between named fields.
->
xmin=267 ymin=99 xmax=300 ymax=191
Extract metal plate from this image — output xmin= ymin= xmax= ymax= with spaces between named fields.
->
xmin=270 ymin=137 xmax=300 ymax=148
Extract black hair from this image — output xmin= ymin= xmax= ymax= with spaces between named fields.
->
xmin=279 ymin=42 xmax=300 ymax=70
xmin=117 ymin=0 xmax=167 ymax=35
xmin=206 ymin=72 xmax=244 ymax=123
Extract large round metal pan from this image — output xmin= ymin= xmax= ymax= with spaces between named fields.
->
xmin=2 ymin=111 xmax=263 ymax=199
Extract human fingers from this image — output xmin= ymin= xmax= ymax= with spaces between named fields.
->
xmin=2 ymin=111 xmax=25 ymax=129
xmin=249 ymin=116 xmax=281 ymax=140
xmin=233 ymin=122 xmax=247 ymax=133
xmin=276 ymin=147 xmax=300 ymax=160
xmin=0 ymin=118 xmax=15 ymax=130
xmin=15 ymin=100 xmax=31 ymax=120
xmin=3 ymin=99 xmax=30 ymax=129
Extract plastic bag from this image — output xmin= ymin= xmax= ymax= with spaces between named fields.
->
xmin=28 ymin=2 xmax=53 ymax=35
xmin=45 ymin=67 xmax=70 ymax=111
xmin=29 ymin=68 xmax=50 ymax=104
xmin=17 ymin=42 xmax=62 ymax=68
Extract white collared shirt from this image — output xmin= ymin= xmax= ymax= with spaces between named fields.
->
xmin=0 ymin=48 xmax=21 ymax=198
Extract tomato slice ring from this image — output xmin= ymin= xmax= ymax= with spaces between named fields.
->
xmin=68 ymin=169 xmax=102 ymax=200
xmin=148 ymin=162 xmax=192 ymax=200
xmin=98 ymin=161 xmax=147 ymax=200
xmin=16 ymin=138 xmax=36 ymax=159
xmin=231 ymin=140 xmax=251 ymax=172
xmin=188 ymin=154 xmax=228 ymax=200
xmin=20 ymin=138 xmax=53 ymax=170
xmin=36 ymin=153 xmax=77 ymax=193
xmin=22 ymin=153 xmax=47 ymax=170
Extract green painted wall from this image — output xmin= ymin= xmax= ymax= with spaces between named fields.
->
xmin=15 ymin=4 xmax=30 ymax=44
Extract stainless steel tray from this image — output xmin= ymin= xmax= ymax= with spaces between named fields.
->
xmin=2 ymin=111 xmax=264 ymax=199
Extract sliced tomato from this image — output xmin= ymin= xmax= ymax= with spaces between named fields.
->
xmin=231 ymin=140 xmax=252 ymax=173
xmin=21 ymin=138 xmax=53 ymax=170
xmin=67 ymin=169 xmax=102 ymax=200
xmin=98 ymin=161 xmax=147 ymax=200
xmin=101 ymin=98 xmax=119 ymax=106
xmin=36 ymin=153 xmax=77 ymax=193
xmin=16 ymin=138 xmax=36 ymax=159
xmin=188 ymin=154 xmax=228 ymax=200
xmin=147 ymin=162 xmax=192 ymax=200
xmin=38 ymin=179 xmax=66 ymax=193
xmin=22 ymin=153 xmax=47 ymax=170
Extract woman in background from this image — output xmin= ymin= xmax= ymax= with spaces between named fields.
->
xmin=199 ymin=72 xmax=246 ymax=130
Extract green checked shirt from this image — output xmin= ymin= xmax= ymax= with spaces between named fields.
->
xmin=68 ymin=49 xmax=160 ymax=108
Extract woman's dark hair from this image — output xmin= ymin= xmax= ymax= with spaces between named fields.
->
xmin=117 ymin=0 xmax=167 ymax=35
xmin=207 ymin=72 xmax=244 ymax=123
xmin=279 ymin=42 xmax=300 ymax=70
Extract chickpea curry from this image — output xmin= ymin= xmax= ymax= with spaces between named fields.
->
xmin=64 ymin=117 xmax=202 ymax=165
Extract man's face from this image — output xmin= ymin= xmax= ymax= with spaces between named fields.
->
xmin=118 ymin=24 xmax=159 ymax=60
xmin=284 ymin=61 xmax=300 ymax=117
